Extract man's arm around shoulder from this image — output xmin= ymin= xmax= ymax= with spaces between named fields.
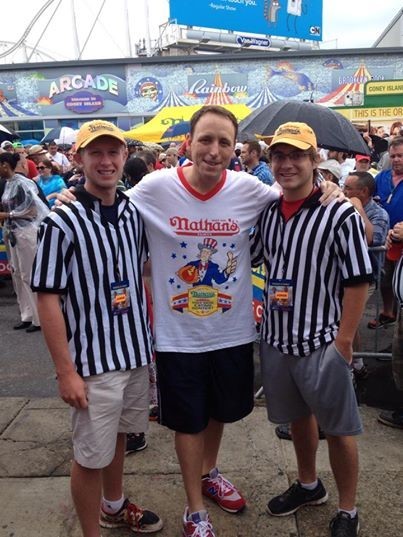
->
xmin=37 ymin=293 xmax=88 ymax=408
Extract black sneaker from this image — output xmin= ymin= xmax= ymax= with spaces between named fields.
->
xmin=329 ymin=511 xmax=359 ymax=536
xmin=378 ymin=410 xmax=403 ymax=429
xmin=125 ymin=433 xmax=147 ymax=454
xmin=267 ymin=479 xmax=328 ymax=516
xmin=13 ymin=321 xmax=31 ymax=330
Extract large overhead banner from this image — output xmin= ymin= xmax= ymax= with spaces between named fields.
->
xmin=169 ymin=0 xmax=323 ymax=41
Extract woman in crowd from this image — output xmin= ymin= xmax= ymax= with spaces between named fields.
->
xmin=0 ymin=152 xmax=49 ymax=332
xmin=35 ymin=158 xmax=66 ymax=207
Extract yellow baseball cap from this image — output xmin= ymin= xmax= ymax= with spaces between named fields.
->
xmin=269 ymin=122 xmax=317 ymax=151
xmin=75 ymin=120 xmax=126 ymax=150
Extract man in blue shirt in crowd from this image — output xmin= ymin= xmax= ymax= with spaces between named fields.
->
xmin=241 ymin=140 xmax=273 ymax=185
xmin=368 ymin=136 xmax=403 ymax=328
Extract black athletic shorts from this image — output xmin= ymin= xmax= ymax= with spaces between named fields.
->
xmin=156 ymin=342 xmax=254 ymax=434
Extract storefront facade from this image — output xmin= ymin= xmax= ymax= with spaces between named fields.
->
xmin=0 ymin=47 xmax=402 ymax=141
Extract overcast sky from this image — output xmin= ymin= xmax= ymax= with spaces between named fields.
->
xmin=1 ymin=0 xmax=402 ymax=63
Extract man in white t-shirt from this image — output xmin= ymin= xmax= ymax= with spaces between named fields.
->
xmin=127 ymin=107 xmax=343 ymax=537
xmin=127 ymin=108 xmax=280 ymax=537
xmin=47 ymin=140 xmax=70 ymax=173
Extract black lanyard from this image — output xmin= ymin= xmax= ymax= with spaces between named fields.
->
xmin=273 ymin=202 xmax=293 ymax=280
xmin=100 ymin=201 xmax=122 ymax=281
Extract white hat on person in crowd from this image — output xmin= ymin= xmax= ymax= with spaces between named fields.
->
xmin=317 ymin=159 xmax=342 ymax=181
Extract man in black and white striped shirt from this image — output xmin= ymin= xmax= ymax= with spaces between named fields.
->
xmin=31 ymin=120 xmax=162 ymax=536
xmin=251 ymin=122 xmax=373 ymax=537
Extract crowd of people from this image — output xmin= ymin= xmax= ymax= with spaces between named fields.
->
xmin=0 ymin=108 xmax=402 ymax=537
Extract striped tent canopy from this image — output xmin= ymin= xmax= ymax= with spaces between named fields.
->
xmin=152 ymin=90 xmax=188 ymax=111
xmin=247 ymin=87 xmax=278 ymax=110
xmin=317 ymin=64 xmax=372 ymax=107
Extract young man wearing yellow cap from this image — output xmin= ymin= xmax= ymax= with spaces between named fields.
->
xmin=31 ymin=120 xmax=163 ymax=536
xmin=251 ymin=122 xmax=373 ymax=537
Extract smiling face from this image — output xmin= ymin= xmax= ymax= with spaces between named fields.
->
xmin=270 ymin=143 xmax=316 ymax=200
xmin=36 ymin=162 xmax=52 ymax=177
xmin=75 ymin=136 xmax=127 ymax=199
xmin=187 ymin=112 xmax=236 ymax=188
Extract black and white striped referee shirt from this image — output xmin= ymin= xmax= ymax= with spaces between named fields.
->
xmin=250 ymin=190 xmax=373 ymax=357
xmin=31 ymin=187 xmax=153 ymax=377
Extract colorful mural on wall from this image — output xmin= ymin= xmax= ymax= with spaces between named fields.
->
xmin=125 ymin=53 xmax=401 ymax=115
xmin=0 ymin=51 xmax=401 ymax=123
xmin=0 ymin=66 xmax=127 ymax=118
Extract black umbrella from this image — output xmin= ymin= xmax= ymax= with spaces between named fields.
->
xmin=238 ymin=100 xmax=370 ymax=155
xmin=0 ymin=124 xmax=19 ymax=143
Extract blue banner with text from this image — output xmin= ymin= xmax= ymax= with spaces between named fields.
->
xmin=169 ymin=0 xmax=323 ymax=41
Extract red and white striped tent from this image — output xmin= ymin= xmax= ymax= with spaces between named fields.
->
xmin=317 ymin=64 xmax=372 ymax=107
xmin=204 ymin=71 xmax=233 ymax=105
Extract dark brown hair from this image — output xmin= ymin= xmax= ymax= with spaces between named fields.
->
xmin=190 ymin=105 xmax=238 ymax=141
xmin=0 ymin=152 xmax=20 ymax=170
xmin=39 ymin=158 xmax=60 ymax=175
xmin=243 ymin=140 xmax=262 ymax=157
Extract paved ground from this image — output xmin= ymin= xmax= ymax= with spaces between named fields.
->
xmin=1 ymin=279 xmax=402 ymax=536
xmin=1 ymin=398 xmax=403 ymax=537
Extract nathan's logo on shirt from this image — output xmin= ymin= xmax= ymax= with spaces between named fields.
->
xmin=170 ymin=216 xmax=240 ymax=236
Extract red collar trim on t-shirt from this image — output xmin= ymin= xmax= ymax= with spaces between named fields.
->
xmin=177 ymin=166 xmax=227 ymax=201
xmin=280 ymin=187 xmax=319 ymax=221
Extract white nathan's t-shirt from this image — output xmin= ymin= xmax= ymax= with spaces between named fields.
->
xmin=128 ymin=167 xmax=279 ymax=352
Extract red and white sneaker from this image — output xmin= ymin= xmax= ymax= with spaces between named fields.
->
xmin=182 ymin=508 xmax=215 ymax=537
xmin=201 ymin=467 xmax=246 ymax=513
xmin=100 ymin=498 xmax=163 ymax=533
